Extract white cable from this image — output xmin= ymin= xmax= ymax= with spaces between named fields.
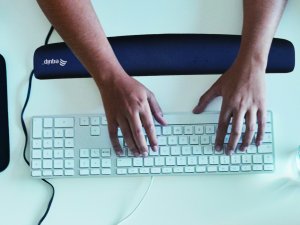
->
xmin=114 ymin=176 xmax=154 ymax=225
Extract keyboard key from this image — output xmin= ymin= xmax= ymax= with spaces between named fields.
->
xmin=198 ymin=156 xmax=208 ymax=165
xmin=230 ymin=165 xmax=240 ymax=172
xmin=173 ymin=126 xmax=183 ymax=135
xmin=187 ymin=156 xmax=197 ymax=165
xmin=65 ymin=159 xmax=75 ymax=168
xmin=203 ymin=146 xmax=213 ymax=155
xmin=54 ymin=139 xmax=64 ymax=148
xmin=205 ymin=125 xmax=215 ymax=134
xmin=101 ymin=159 xmax=111 ymax=168
xmin=167 ymin=136 xmax=178 ymax=145
xmin=144 ymin=158 xmax=154 ymax=167
xmin=139 ymin=168 xmax=150 ymax=174
xmin=196 ymin=166 xmax=206 ymax=173
xmin=43 ymin=150 xmax=53 ymax=159
xmin=54 ymin=129 xmax=64 ymax=138
xmin=189 ymin=135 xmax=199 ymax=145
xmin=263 ymin=154 xmax=274 ymax=164
xmin=80 ymin=117 xmax=89 ymax=126
xmin=102 ymin=168 xmax=111 ymax=175
xmin=192 ymin=146 xmax=202 ymax=155
xmin=65 ymin=129 xmax=74 ymax=137
xmin=157 ymin=136 xmax=167 ymax=145
xmin=55 ymin=118 xmax=74 ymax=128
xmin=178 ymin=136 xmax=188 ymax=145
xmin=258 ymin=144 xmax=273 ymax=153
xmin=151 ymin=168 xmax=161 ymax=174
xmin=32 ymin=150 xmax=42 ymax=159
xmin=219 ymin=165 xmax=229 ymax=172
xmin=173 ymin=167 xmax=184 ymax=173
xmin=185 ymin=166 xmax=195 ymax=173
xmin=31 ymin=160 xmax=42 ymax=169
xmin=91 ymin=169 xmax=101 ymax=175
xmin=54 ymin=160 xmax=63 ymax=169
xmin=264 ymin=164 xmax=274 ymax=171
xmin=80 ymin=149 xmax=89 ymax=158
xmin=184 ymin=126 xmax=193 ymax=135
xmin=194 ymin=125 xmax=204 ymax=134
xmin=91 ymin=117 xmax=100 ymax=125
xmin=117 ymin=158 xmax=132 ymax=167
xmin=91 ymin=159 xmax=100 ymax=168
xmin=54 ymin=149 xmax=63 ymax=158
xmin=171 ymin=146 xmax=181 ymax=155
xmin=80 ymin=169 xmax=90 ymax=175
xmin=165 ymin=157 xmax=175 ymax=166
xmin=207 ymin=166 xmax=218 ymax=172
xmin=160 ymin=146 xmax=170 ymax=156
xmin=44 ymin=118 xmax=53 ymax=128
xmin=43 ymin=129 xmax=53 ymax=138
xmin=162 ymin=167 xmax=172 ymax=174
xmin=33 ymin=118 xmax=43 ymax=138
xmin=128 ymin=168 xmax=138 ymax=174
xmin=91 ymin=126 xmax=100 ymax=136
xmin=182 ymin=146 xmax=192 ymax=155
xmin=32 ymin=171 xmax=42 ymax=177
xmin=43 ymin=139 xmax=52 ymax=148
xmin=32 ymin=140 xmax=42 ymax=149
xmin=209 ymin=156 xmax=219 ymax=165
xmin=177 ymin=156 xmax=186 ymax=166
xmin=65 ymin=170 xmax=75 ymax=176
xmin=200 ymin=135 xmax=210 ymax=145
xmin=91 ymin=149 xmax=100 ymax=157
xmin=133 ymin=158 xmax=143 ymax=167
xmin=155 ymin=157 xmax=165 ymax=166
xmin=101 ymin=148 xmax=111 ymax=157
xmin=162 ymin=127 xmax=172 ymax=135
xmin=43 ymin=160 xmax=52 ymax=169
xmin=65 ymin=139 xmax=74 ymax=148
xmin=117 ymin=168 xmax=127 ymax=175
xmin=65 ymin=149 xmax=75 ymax=158
xmin=79 ymin=159 xmax=89 ymax=168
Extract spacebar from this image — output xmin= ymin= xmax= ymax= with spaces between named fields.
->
xmin=158 ymin=113 xmax=219 ymax=125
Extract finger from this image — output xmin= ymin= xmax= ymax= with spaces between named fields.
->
xmin=256 ymin=108 xmax=266 ymax=146
xmin=148 ymin=92 xmax=167 ymax=126
xmin=140 ymin=105 xmax=158 ymax=152
xmin=193 ymin=85 xmax=219 ymax=114
xmin=241 ymin=109 xmax=257 ymax=151
xmin=107 ymin=122 xmax=123 ymax=156
xmin=118 ymin=118 xmax=139 ymax=156
xmin=227 ymin=111 xmax=245 ymax=155
xmin=215 ymin=105 xmax=231 ymax=152
xmin=127 ymin=113 xmax=149 ymax=156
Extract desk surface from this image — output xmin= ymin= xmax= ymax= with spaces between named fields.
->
xmin=1 ymin=1 xmax=300 ymax=225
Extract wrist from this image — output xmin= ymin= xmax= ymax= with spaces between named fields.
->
xmin=93 ymin=63 xmax=127 ymax=89
xmin=236 ymin=48 xmax=268 ymax=71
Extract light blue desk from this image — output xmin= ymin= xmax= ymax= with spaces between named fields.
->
xmin=1 ymin=0 xmax=300 ymax=225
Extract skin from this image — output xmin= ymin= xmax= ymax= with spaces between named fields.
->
xmin=193 ymin=0 xmax=287 ymax=155
xmin=37 ymin=0 xmax=287 ymax=156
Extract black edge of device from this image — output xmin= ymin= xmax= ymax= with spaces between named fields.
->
xmin=0 ymin=54 xmax=10 ymax=172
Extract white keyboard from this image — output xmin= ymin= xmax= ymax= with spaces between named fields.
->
xmin=29 ymin=112 xmax=275 ymax=178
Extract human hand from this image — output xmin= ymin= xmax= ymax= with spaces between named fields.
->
xmin=98 ymin=70 xmax=167 ymax=157
xmin=193 ymin=57 xmax=267 ymax=155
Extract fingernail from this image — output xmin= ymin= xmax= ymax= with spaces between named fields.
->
xmin=240 ymin=145 xmax=247 ymax=151
xmin=152 ymin=145 xmax=158 ymax=152
xmin=215 ymin=145 xmax=221 ymax=151
xmin=143 ymin=151 xmax=148 ymax=157
xmin=228 ymin=150 xmax=234 ymax=155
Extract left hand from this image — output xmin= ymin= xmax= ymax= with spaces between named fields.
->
xmin=193 ymin=56 xmax=267 ymax=155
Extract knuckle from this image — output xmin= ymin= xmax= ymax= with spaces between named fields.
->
xmin=231 ymin=129 xmax=241 ymax=137
xmin=246 ymin=124 xmax=256 ymax=133
xmin=133 ymin=127 xmax=143 ymax=137
xmin=144 ymin=122 xmax=154 ymax=132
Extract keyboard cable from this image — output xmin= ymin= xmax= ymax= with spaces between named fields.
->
xmin=21 ymin=25 xmax=55 ymax=225
xmin=114 ymin=176 xmax=154 ymax=225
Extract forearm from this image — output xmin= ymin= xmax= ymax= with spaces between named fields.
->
xmin=239 ymin=0 xmax=287 ymax=66
xmin=37 ymin=0 xmax=124 ymax=87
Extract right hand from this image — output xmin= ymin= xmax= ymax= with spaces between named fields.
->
xmin=98 ymin=70 xmax=167 ymax=157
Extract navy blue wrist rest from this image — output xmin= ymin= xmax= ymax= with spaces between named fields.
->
xmin=34 ymin=34 xmax=295 ymax=79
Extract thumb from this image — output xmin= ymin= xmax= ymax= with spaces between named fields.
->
xmin=193 ymin=86 xmax=218 ymax=114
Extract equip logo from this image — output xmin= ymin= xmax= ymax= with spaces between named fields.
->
xmin=43 ymin=59 xmax=68 ymax=67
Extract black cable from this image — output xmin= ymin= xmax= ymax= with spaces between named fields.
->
xmin=21 ymin=25 xmax=55 ymax=225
